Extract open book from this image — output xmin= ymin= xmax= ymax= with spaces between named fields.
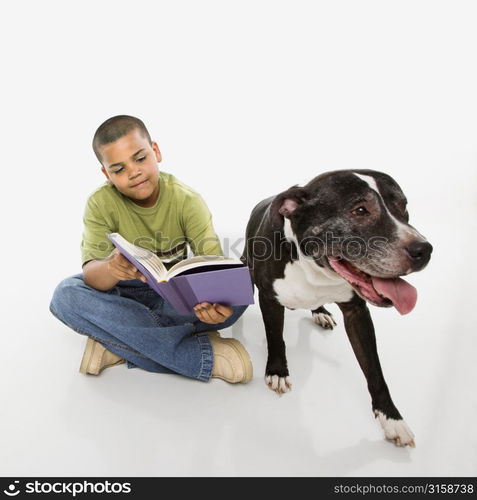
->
xmin=107 ymin=233 xmax=255 ymax=315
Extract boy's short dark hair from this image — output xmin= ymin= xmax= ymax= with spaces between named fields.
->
xmin=92 ymin=115 xmax=152 ymax=163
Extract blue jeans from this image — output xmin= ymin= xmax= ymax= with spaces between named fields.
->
xmin=49 ymin=274 xmax=247 ymax=381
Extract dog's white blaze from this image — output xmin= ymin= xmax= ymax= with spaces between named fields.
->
xmin=273 ymin=220 xmax=354 ymax=309
xmin=354 ymin=173 xmax=424 ymax=241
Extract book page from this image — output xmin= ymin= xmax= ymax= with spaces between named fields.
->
xmin=166 ymin=255 xmax=244 ymax=279
xmin=108 ymin=233 xmax=167 ymax=280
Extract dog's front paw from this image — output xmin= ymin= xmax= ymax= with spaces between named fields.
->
xmin=312 ymin=307 xmax=337 ymax=330
xmin=375 ymin=410 xmax=415 ymax=447
xmin=265 ymin=374 xmax=292 ymax=394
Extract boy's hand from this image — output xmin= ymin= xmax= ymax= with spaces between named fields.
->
xmin=106 ymin=249 xmax=147 ymax=283
xmin=193 ymin=302 xmax=233 ymax=324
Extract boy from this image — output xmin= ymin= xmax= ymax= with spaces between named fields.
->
xmin=50 ymin=115 xmax=252 ymax=384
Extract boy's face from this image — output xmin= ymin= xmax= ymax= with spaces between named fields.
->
xmin=100 ymin=129 xmax=162 ymax=208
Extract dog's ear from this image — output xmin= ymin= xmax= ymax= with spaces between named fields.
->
xmin=270 ymin=185 xmax=310 ymax=229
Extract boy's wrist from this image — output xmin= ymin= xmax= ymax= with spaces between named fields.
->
xmin=83 ymin=258 xmax=120 ymax=291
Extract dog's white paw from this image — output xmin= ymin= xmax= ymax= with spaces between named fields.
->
xmin=312 ymin=312 xmax=337 ymax=329
xmin=265 ymin=374 xmax=292 ymax=394
xmin=375 ymin=410 xmax=416 ymax=447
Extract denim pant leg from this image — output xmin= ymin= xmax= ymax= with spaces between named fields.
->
xmin=49 ymin=274 xmax=213 ymax=381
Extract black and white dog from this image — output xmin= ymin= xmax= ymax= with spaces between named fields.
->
xmin=241 ymin=169 xmax=432 ymax=447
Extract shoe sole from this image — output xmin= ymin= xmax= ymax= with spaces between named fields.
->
xmin=228 ymin=339 xmax=253 ymax=383
xmin=79 ymin=337 xmax=101 ymax=375
xmin=209 ymin=331 xmax=253 ymax=383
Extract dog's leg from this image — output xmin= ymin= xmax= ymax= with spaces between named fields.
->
xmin=259 ymin=291 xmax=291 ymax=394
xmin=337 ymin=295 xmax=415 ymax=447
xmin=311 ymin=305 xmax=337 ymax=330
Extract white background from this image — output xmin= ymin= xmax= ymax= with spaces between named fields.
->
xmin=1 ymin=0 xmax=476 ymax=477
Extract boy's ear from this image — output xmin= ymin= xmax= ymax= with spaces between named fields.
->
xmin=152 ymin=142 xmax=162 ymax=163
xmin=101 ymin=166 xmax=113 ymax=185
xmin=270 ymin=185 xmax=310 ymax=229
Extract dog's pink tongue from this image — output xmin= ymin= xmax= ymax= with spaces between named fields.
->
xmin=371 ymin=277 xmax=418 ymax=315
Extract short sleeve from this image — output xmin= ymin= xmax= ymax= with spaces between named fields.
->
xmin=182 ymin=193 xmax=223 ymax=257
xmin=80 ymin=197 xmax=114 ymax=266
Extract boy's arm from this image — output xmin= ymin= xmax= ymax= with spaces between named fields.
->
xmin=81 ymin=196 xmax=145 ymax=291
xmin=182 ymin=193 xmax=223 ymax=256
xmin=83 ymin=250 xmax=147 ymax=291
xmin=182 ymin=192 xmax=234 ymax=323
xmin=83 ymin=258 xmax=118 ymax=291
xmin=193 ymin=302 xmax=233 ymax=324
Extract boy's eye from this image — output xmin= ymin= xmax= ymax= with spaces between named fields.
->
xmin=137 ymin=156 xmax=146 ymax=162
xmin=113 ymin=167 xmax=124 ymax=174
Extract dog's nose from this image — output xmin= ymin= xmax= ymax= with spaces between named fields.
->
xmin=405 ymin=241 xmax=433 ymax=269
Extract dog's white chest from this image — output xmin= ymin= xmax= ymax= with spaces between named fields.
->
xmin=273 ymin=258 xmax=353 ymax=310
xmin=272 ymin=220 xmax=354 ymax=310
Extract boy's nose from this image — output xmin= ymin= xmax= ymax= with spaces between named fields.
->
xmin=129 ymin=167 xmax=142 ymax=179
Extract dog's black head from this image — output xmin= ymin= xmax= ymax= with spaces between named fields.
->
xmin=271 ymin=169 xmax=433 ymax=313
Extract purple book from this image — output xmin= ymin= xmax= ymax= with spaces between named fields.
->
xmin=107 ymin=233 xmax=255 ymax=315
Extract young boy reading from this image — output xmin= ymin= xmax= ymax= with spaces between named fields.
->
xmin=50 ymin=115 xmax=252 ymax=384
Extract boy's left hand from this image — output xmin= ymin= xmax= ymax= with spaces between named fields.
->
xmin=193 ymin=302 xmax=233 ymax=324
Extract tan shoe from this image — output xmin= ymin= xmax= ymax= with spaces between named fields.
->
xmin=79 ymin=337 xmax=125 ymax=375
xmin=208 ymin=331 xmax=253 ymax=383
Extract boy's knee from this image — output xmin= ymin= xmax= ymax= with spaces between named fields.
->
xmin=50 ymin=274 xmax=86 ymax=318
xmin=222 ymin=304 xmax=248 ymax=327
xmin=231 ymin=304 xmax=248 ymax=320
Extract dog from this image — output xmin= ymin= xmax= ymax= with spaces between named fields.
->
xmin=241 ymin=169 xmax=432 ymax=447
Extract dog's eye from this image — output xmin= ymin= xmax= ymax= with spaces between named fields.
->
xmin=351 ymin=206 xmax=369 ymax=216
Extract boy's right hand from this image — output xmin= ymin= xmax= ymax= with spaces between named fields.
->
xmin=106 ymin=249 xmax=148 ymax=283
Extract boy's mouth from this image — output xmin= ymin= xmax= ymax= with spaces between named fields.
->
xmin=131 ymin=179 xmax=148 ymax=189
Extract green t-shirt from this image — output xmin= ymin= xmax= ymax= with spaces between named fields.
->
xmin=81 ymin=171 xmax=223 ymax=267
